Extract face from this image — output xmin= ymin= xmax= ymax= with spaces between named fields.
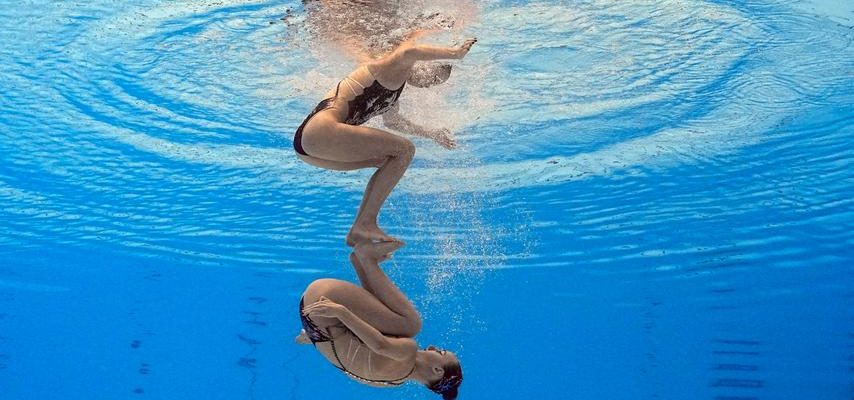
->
xmin=424 ymin=345 xmax=458 ymax=376
xmin=426 ymin=345 xmax=449 ymax=356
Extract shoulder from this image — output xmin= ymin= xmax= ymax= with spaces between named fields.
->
xmin=369 ymin=48 xmax=417 ymax=86
xmin=388 ymin=336 xmax=419 ymax=352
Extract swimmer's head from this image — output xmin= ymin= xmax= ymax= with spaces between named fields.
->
xmin=419 ymin=345 xmax=463 ymax=399
xmin=408 ymin=62 xmax=453 ymax=88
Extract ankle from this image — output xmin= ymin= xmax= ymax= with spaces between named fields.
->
xmin=351 ymin=219 xmax=378 ymax=230
xmin=354 ymin=248 xmax=378 ymax=264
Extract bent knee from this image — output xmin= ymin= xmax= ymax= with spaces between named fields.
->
xmin=378 ymin=139 xmax=414 ymax=167
xmin=403 ymin=140 xmax=416 ymax=158
xmin=303 ymin=278 xmax=349 ymax=301
xmin=392 ymin=139 xmax=416 ymax=160
xmin=399 ymin=314 xmax=423 ymax=337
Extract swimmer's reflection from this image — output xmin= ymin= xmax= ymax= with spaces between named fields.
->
xmin=297 ymin=241 xmax=463 ymax=399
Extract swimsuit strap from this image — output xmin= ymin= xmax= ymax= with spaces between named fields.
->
xmin=326 ymin=327 xmax=415 ymax=386
xmin=342 ymin=78 xmax=359 ymax=96
xmin=364 ymin=64 xmax=377 ymax=81
xmin=340 ymin=66 xmax=368 ymax=95
xmin=331 ymin=73 xmax=370 ymax=110
xmin=344 ymin=75 xmax=366 ymax=90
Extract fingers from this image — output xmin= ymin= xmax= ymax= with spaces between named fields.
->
xmin=301 ymin=303 xmax=319 ymax=315
xmin=302 ymin=297 xmax=342 ymax=317
xmin=445 ymin=135 xmax=457 ymax=149
xmin=435 ymin=129 xmax=457 ymax=149
xmin=302 ymin=304 xmax=330 ymax=317
xmin=454 ymin=37 xmax=477 ymax=59
xmin=301 ymin=298 xmax=331 ymax=315
xmin=461 ymin=38 xmax=477 ymax=51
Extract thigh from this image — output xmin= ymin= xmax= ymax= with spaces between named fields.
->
xmin=301 ymin=116 xmax=414 ymax=163
xmin=303 ymin=279 xmax=414 ymax=337
xmin=297 ymin=153 xmax=383 ymax=171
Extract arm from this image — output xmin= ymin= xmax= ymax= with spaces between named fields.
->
xmin=399 ymin=38 xmax=477 ymax=62
xmin=382 ymin=106 xmax=431 ymax=137
xmin=336 ymin=307 xmax=417 ymax=361
xmin=383 ymin=105 xmax=456 ymax=149
xmin=303 ymin=297 xmax=418 ymax=361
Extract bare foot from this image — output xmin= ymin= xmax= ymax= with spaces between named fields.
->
xmin=295 ymin=329 xmax=311 ymax=345
xmin=355 ymin=241 xmax=404 ymax=263
xmin=346 ymin=223 xmax=402 ymax=247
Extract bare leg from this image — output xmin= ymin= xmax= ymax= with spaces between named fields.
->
xmin=349 ymin=252 xmax=375 ymax=295
xmin=303 ymin=276 xmax=421 ymax=337
xmin=301 ymin=118 xmax=415 ymax=246
xmin=297 ymin=154 xmax=395 ymax=243
xmin=346 ymin=148 xmax=413 ymax=246
xmin=348 ymin=240 xmax=400 ymax=295
xmin=297 ymin=154 xmax=384 ymax=171
xmin=350 ymin=241 xmax=422 ymax=336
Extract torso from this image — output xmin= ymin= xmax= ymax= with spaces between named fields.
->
xmin=319 ymin=62 xmax=410 ymax=125
xmin=313 ymin=326 xmax=415 ymax=388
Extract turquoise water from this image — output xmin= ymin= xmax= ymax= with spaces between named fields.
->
xmin=1 ymin=0 xmax=852 ymax=399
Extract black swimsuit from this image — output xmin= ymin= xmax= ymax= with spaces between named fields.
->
xmin=299 ymin=298 xmax=415 ymax=386
xmin=293 ymin=66 xmax=406 ymax=156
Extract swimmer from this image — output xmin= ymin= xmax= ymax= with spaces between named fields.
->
xmin=297 ymin=241 xmax=463 ymax=399
xmin=293 ymin=36 xmax=477 ymax=246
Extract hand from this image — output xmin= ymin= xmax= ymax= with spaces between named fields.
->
xmin=433 ymin=128 xmax=457 ymax=150
xmin=302 ymin=296 xmax=345 ymax=318
xmin=454 ymin=38 xmax=477 ymax=59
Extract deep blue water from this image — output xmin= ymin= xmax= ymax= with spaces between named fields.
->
xmin=0 ymin=0 xmax=852 ymax=399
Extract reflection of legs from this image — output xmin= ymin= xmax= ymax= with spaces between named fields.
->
xmin=349 ymin=242 xmax=422 ymax=337
xmin=350 ymin=252 xmax=376 ymax=295
xmin=301 ymin=278 xmax=411 ymax=338
xmin=301 ymin=120 xmax=415 ymax=246
xmin=303 ymin=276 xmax=420 ymax=337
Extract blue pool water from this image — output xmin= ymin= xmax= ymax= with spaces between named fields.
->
xmin=1 ymin=0 xmax=852 ymax=399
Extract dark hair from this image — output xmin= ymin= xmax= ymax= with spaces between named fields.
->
xmin=427 ymin=360 xmax=463 ymax=399
xmin=407 ymin=62 xmax=453 ymax=88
